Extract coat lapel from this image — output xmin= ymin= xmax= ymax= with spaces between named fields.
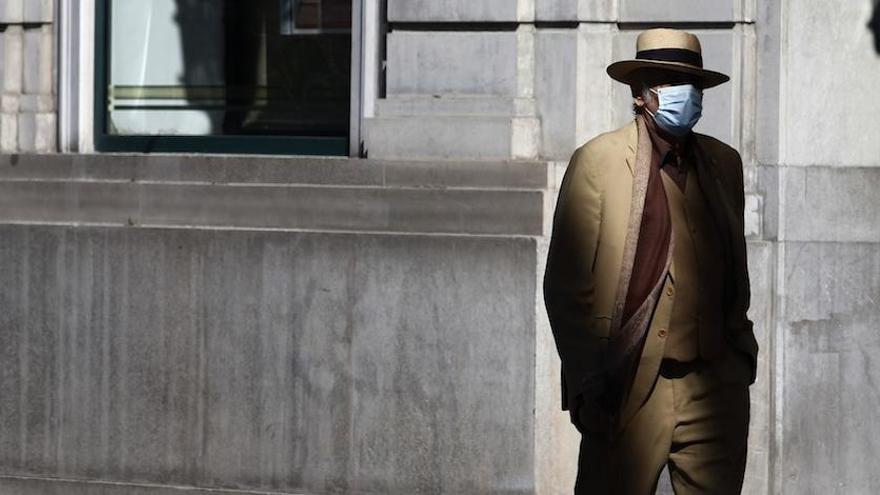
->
xmin=624 ymin=122 xmax=637 ymax=176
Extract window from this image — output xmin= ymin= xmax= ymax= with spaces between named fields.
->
xmin=95 ymin=0 xmax=353 ymax=155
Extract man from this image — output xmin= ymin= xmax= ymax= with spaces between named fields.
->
xmin=543 ymin=28 xmax=759 ymax=494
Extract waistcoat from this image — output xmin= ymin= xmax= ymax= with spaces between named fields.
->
xmin=661 ymin=167 xmax=726 ymax=361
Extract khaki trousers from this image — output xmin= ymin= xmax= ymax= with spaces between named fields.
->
xmin=574 ymin=360 xmax=750 ymax=495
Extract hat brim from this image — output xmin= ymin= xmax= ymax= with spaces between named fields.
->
xmin=606 ymin=59 xmax=730 ymax=89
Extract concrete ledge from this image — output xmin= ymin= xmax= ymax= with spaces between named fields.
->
xmin=0 ymin=154 xmax=550 ymax=236
xmin=0 ymin=181 xmax=544 ymax=236
xmin=0 ymin=154 xmax=550 ymax=189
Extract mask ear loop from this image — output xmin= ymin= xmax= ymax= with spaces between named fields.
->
xmin=643 ymin=87 xmax=661 ymax=119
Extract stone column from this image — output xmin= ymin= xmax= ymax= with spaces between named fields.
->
xmin=0 ymin=0 xmax=55 ymax=153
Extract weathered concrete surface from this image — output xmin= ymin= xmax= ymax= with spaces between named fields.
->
xmin=535 ymin=0 xmax=615 ymax=22
xmin=0 ymin=153 xmax=583 ymax=494
xmin=0 ymin=225 xmax=538 ymax=494
xmin=773 ymin=166 xmax=880 ymax=243
xmin=0 ymin=153 xmax=552 ymax=190
xmin=375 ymin=27 xmax=540 ymax=160
xmin=386 ymin=31 xmax=520 ymax=97
xmin=618 ymin=0 xmax=745 ymax=23
xmin=780 ymin=0 xmax=880 ymax=167
xmin=0 ymin=476 xmax=308 ymax=495
xmin=742 ymin=241 xmax=775 ymax=495
xmin=365 ymin=114 xmax=540 ymax=160
xmin=0 ymin=154 xmax=550 ymax=236
xmin=387 ymin=0 xmax=534 ymax=22
xmin=0 ymin=0 xmax=55 ymax=153
xmin=534 ymin=25 xmax=616 ymax=161
xmin=777 ymin=241 xmax=880 ymax=494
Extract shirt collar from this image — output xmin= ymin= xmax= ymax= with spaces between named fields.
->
xmin=645 ymin=117 xmax=694 ymax=166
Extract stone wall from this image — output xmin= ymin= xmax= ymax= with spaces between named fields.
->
xmin=0 ymin=154 xmax=563 ymax=494
xmin=759 ymin=1 xmax=880 ymax=493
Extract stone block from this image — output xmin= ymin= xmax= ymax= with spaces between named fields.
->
xmin=388 ymin=0 xmax=534 ymax=22
xmin=778 ymin=241 xmax=880 ymax=494
xmin=535 ymin=24 xmax=616 ymax=160
xmin=2 ymin=94 xmax=19 ymax=112
xmin=780 ymin=0 xmax=880 ymax=167
xmin=754 ymin=0 xmax=782 ymax=166
xmin=619 ymin=0 xmax=742 ymax=22
xmin=22 ymin=0 xmax=52 ymax=23
xmin=16 ymin=110 xmax=33 ymax=151
xmin=386 ymin=31 xmax=519 ymax=96
xmin=3 ymin=25 xmax=22 ymax=94
xmin=0 ymin=0 xmax=23 ymax=24
xmin=375 ymin=95 xmax=536 ymax=117
xmin=745 ymin=192 xmax=762 ymax=239
xmin=365 ymin=114 xmax=540 ymax=160
xmin=22 ymin=26 xmax=41 ymax=95
xmin=34 ymin=111 xmax=54 ymax=152
xmin=535 ymin=29 xmax=579 ymax=159
xmin=777 ymin=166 xmax=880 ymax=243
xmin=535 ymin=0 xmax=616 ymax=21
xmin=0 ymin=112 xmax=15 ymax=151
xmin=611 ymin=29 xmax=740 ymax=149
xmin=0 ymin=29 xmax=5 ymax=93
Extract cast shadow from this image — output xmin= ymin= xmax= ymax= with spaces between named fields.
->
xmin=869 ymin=0 xmax=880 ymax=54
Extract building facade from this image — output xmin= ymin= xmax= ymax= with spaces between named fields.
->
xmin=1 ymin=0 xmax=879 ymax=494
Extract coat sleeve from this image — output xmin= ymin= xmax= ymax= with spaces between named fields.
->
xmin=543 ymin=144 xmax=610 ymax=411
xmin=726 ymin=149 xmax=759 ymax=385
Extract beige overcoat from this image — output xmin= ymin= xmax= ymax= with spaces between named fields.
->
xmin=543 ymin=119 xmax=759 ymax=432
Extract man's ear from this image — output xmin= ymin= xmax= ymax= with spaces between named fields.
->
xmin=633 ymin=95 xmax=646 ymax=110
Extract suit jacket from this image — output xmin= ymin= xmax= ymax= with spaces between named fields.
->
xmin=543 ymin=119 xmax=759 ymax=432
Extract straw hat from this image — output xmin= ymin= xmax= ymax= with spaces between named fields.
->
xmin=606 ymin=28 xmax=729 ymax=89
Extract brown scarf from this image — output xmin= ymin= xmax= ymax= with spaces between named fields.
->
xmin=604 ymin=114 xmax=675 ymax=409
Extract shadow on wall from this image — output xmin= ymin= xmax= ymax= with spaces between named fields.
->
xmin=870 ymin=0 xmax=880 ymax=54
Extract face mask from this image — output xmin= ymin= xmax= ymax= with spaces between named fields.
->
xmin=644 ymin=84 xmax=703 ymax=137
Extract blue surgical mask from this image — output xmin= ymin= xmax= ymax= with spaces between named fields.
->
xmin=645 ymin=84 xmax=703 ymax=137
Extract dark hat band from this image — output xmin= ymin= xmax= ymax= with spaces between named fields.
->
xmin=636 ymin=48 xmax=703 ymax=68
